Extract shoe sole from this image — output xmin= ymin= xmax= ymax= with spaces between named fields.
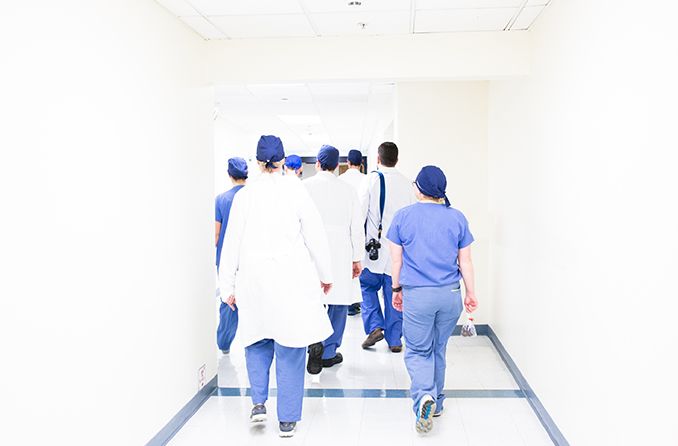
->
xmin=279 ymin=428 xmax=296 ymax=438
xmin=307 ymin=343 xmax=323 ymax=375
xmin=415 ymin=399 xmax=436 ymax=434
xmin=322 ymin=355 xmax=343 ymax=368
xmin=250 ymin=414 xmax=267 ymax=423
xmin=361 ymin=331 xmax=384 ymax=349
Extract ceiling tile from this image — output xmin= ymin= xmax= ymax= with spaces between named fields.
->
xmin=246 ymin=83 xmax=313 ymax=102
xmin=301 ymin=0 xmax=411 ymax=13
xmin=210 ymin=15 xmax=315 ymax=39
xmin=155 ymin=0 xmax=199 ymax=16
xmin=308 ymin=82 xmax=370 ymax=97
xmin=526 ymin=0 xmax=550 ymax=5
xmin=178 ymin=16 xmax=227 ymax=39
xmin=511 ymin=5 xmax=544 ymax=29
xmin=415 ymin=8 xmax=516 ymax=32
xmin=189 ymin=0 xmax=303 ymax=16
xmin=416 ymin=0 xmax=524 ymax=9
xmin=310 ymin=11 xmax=410 ymax=36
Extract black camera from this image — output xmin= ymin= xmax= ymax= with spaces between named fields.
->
xmin=365 ymin=238 xmax=381 ymax=261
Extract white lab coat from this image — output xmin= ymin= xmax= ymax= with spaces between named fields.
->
xmin=360 ymin=166 xmax=417 ymax=276
xmin=219 ymin=172 xmax=333 ymax=348
xmin=304 ymin=171 xmax=365 ymax=305
xmin=338 ymin=168 xmax=366 ymax=195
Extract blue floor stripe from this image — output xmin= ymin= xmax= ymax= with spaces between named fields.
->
xmin=216 ymin=387 xmax=523 ymax=398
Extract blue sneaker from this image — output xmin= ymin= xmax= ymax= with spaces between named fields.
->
xmin=348 ymin=303 xmax=361 ymax=316
xmin=415 ymin=395 xmax=436 ymax=433
xmin=250 ymin=404 xmax=267 ymax=423
xmin=279 ymin=421 xmax=296 ymax=438
xmin=433 ymin=406 xmax=444 ymax=418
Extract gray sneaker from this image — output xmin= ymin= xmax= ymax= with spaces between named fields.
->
xmin=250 ymin=404 xmax=267 ymax=423
xmin=279 ymin=421 xmax=296 ymax=438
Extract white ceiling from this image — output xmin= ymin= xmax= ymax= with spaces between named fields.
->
xmin=214 ymin=82 xmax=394 ymax=156
xmin=159 ymin=0 xmax=552 ymax=40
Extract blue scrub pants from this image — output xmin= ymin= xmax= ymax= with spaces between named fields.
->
xmin=360 ymin=269 xmax=403 ymax=347
xmin=245 ymin=339 xmax=306 ymax=423
xmin=402 ymin=284 xmax=463 ymax=415
xmin=217 ymin=302 xmax=238 ymax=351
xmin=322 ymin=305 xmax=348 ymax=360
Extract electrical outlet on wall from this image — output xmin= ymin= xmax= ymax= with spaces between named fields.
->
xmin=198 ymin=364 xmax=206 ymax=389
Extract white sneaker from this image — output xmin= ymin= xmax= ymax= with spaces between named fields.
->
xmin=415 ymin=395 xmax=436 ymax=434
xmin=279 ymin=422 xmax=296 ymax=438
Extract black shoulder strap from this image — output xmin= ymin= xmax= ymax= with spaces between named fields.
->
xmin=375 ymin=171 xmax=385 ymax=240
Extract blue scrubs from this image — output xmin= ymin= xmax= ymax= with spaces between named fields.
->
xmin=245 ymin=339 xmax=306 ymax=422
xmin=387 ymin=202 xmax=474 ymax=414
xmin=360 ymin=269 xmax=402 ymax=347
xmin=322 ymin=305 xmax=348 ymax=360
xmin=216 ymin=185 xmax=244 ymax=351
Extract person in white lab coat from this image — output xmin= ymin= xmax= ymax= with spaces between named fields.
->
xmin=339 ymin=149 xmax=366 ymax=316
xmin=359 ymin=142 xmax=417 ymax=352
xmin=219 ymin=135 xmax=334 ymax=438
xmin=303 ymin=145 xmax=365 ymax=374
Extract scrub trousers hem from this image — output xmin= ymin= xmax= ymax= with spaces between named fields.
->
xmin=359 ymin=269 xmax=402 ymax=347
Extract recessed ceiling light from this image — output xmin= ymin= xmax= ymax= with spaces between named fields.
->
xmin=348 ymin=1 xmax=362 ymax=6
xmin=281 ymin=97 xmax=288 ymax=101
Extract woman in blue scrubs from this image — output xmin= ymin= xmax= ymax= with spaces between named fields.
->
xmin=386 ymin=166 xmax=479 ymax=434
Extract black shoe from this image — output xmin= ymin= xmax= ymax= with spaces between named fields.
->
xmin=322 ymin=353 xmax=343 ymax=368
xmin=348 ymin=303 xmax=361 ymax=316
xmin=307 ymin=342 xmax=323 ymax=375
xmin=390 ymin=345 xmax=403 ymax=353
xmin=362 ymin=328 xmax=384 ymax=349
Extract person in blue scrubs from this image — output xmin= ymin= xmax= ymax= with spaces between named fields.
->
xmin=386 ymin=166 xmax=479 ymax=434
xmin=284 ymin=154 xmax=303 ymax=178
xmin=215 ymin=157 xmax=248 ymax=354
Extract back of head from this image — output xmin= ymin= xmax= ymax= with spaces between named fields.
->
xmin=285 ymin=154 xmax=302 ymax=171
xmin=317 ymin=145 xmax=340 ymax=171
xmin=347 ymin=149 xmax=363 ymax=167
xmin=227 ymin=157 xmax=248 ymax=180
xmin=377 ymin=142 xmax=398 ymax=167
xmin=256 ymin=135 xmax=285 ymax=171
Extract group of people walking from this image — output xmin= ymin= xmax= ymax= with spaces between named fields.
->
xmin=215 ymin=135 xmax=478 ymax=437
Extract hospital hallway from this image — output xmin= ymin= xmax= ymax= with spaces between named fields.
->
xmin=168 ymin=316 xmax=552 ymax=446
xmin=3 ymin=1 xmax=678 ymax=446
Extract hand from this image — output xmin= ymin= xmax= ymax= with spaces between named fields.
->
xmin=225 ymin=295 xmax=236 ymax=311
xmin=352 ymin=261 xmax=363 ymax=279
xmin=464 ymin=292 xmax=478 ymax=313
xmin=320 ymin=282 xmax=333 ymax=295
xmin=392 ymin=291 xmax=403 ymax=312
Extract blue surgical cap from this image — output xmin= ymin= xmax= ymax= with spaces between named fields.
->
xmin=347 ymin=149 xmax=362 ymax=166
xmin=227 ymin=157 xmax=248 ymax=179
xmin=415 ymin=166 xmax=450 ymax=207
xmin=317 ymin=145 xmax=340 ymax=171
xmin=256 ymin=135 xmax=285 ymax=168
xmin=285 ymin=154 xmax=302 ymax=170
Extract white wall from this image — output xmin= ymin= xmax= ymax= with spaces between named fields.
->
xmin=207 ymin=32 xmax=530 ymax=83
xmin=0 ymin=2 xmax=214 ymax=445
xmin=395 ymin=82 xmax=490 ymax=324
xmin=488 ymin=1 xmax=678 ymax=444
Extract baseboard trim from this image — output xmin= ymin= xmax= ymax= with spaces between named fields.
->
xmin=486 ymin=326 xmax=570 ymax=446
xmin=146 ymin=375 xmax=218 ymax=446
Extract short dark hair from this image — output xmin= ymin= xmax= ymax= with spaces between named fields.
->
xmin=377 ymin=142 xmax=398 ymax=167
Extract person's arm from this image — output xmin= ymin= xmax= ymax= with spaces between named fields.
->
xmin=458 ymin=246 xmax=478 ymax=313
xmin=389 ymin=242 xmax=404 ymax=312
xmin=297 ymin=186 xmax=333 ymax=294
xmin=349 ymin=190 xmax=365 ymax=278
xmin=218 ymin=194 xmax=247 ymax=310
xmin=215 ymin=221 xmax=221 ymax=246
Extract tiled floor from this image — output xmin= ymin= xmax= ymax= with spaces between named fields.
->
xmin=168 ymin=316 xmax=553 ymax=446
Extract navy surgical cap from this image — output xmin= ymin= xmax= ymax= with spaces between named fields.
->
xmin=415 ymin=165 xmax=450 ymax=207
xmin=227 ymin=157 xmax=248 ymax=179
xmin=347 ymin=149 xmax=362 ymax=166
xmin=285 ymin=154 xmax=302 ymax=170
xmin=317 ymin=145 xmax=340 ymax=170
xmin=256 ymin=135 xmax=285 ymax=168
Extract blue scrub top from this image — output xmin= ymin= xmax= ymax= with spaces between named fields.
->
xmin=386 ymin=202 xmax=474 ymax=288
xmin=215 ymin=185 xmax=244 ymax=269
